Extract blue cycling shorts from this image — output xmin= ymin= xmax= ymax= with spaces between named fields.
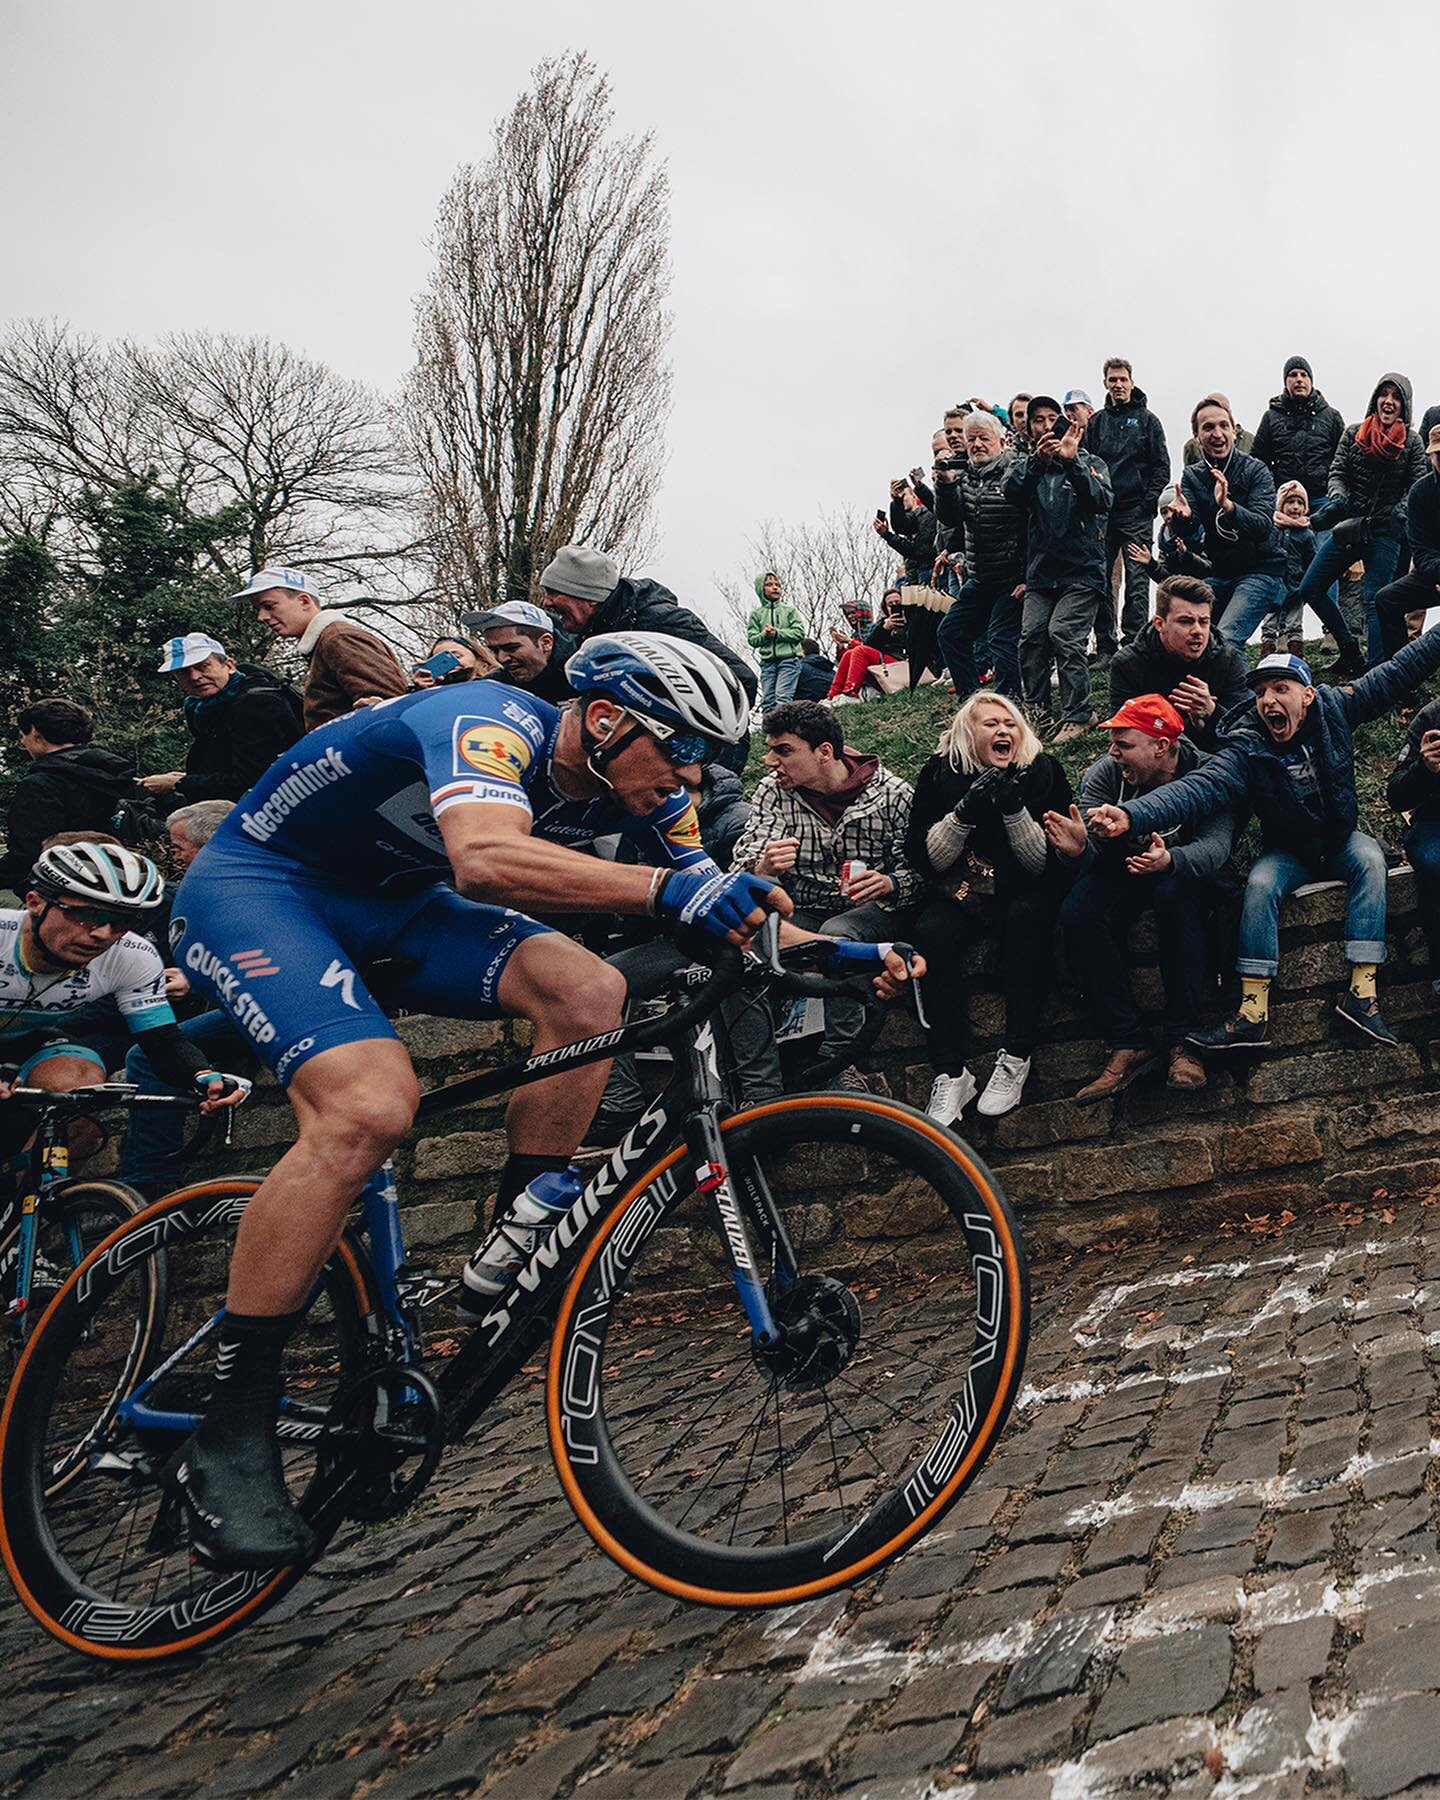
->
xmin=171 ymin=849 xmax=555 ymax=1086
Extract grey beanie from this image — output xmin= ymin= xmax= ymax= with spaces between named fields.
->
xmin=539 ymin=544 xmax=619 ymax=604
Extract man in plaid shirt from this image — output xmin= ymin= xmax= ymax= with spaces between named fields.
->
xmin=731 ymin=699 xmax=918 ymax=1079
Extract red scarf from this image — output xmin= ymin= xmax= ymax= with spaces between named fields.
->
xmin=1356 ymin=414 xmax=1407 ymax=461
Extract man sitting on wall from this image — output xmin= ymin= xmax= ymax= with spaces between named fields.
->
xmin=1046 ymin=695 xmax=1236 ymax=1097
xmin=1089 ymin=633 xmax=1440 ymax=1050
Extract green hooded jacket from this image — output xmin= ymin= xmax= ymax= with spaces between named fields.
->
xmin=745 ymin=573 xmax=805 ymax=661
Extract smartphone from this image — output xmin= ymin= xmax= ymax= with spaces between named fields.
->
xmin=875 ymin=510 xmax=887 ymax=526
xmin=1051 ymin=418 xmax=1071 ymax=439
xmin=414 ymin=650 xmax=462 ymax=680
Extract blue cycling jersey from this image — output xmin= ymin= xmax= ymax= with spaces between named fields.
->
xmin=212 ymin=681 xmax=715 ymax=885
xmin=176 ymin=682 xmax=718 ymax=1086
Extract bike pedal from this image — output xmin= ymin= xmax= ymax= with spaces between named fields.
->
xmin=146 ymin=1484 xmax=187 ymax=1557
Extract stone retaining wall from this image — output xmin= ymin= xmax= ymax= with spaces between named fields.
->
xmin=173 ymin=867 xmax=1440 ymax=1261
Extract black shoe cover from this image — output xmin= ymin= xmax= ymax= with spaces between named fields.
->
xmin=165 ymin=1424 xmax=316 ymax=1572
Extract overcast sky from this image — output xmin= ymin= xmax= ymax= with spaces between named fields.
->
xmin=4 ymin=0 xmax=1438 ymax=633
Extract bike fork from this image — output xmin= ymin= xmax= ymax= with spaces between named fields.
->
xmin=680 ymin=1031 xmax=779 ymax=1347
xmin=8 ymin=1132 xmax=69 ymax=1339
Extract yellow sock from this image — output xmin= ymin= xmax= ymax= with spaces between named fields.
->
xmin=1350 ymin=963 xmax=1378 ymax=1001
xmin=1239 ymin=977 xmax=1271 ymax=1024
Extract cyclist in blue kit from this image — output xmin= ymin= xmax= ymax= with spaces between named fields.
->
xmin=168 ymin=631 xmax=923 ymax=1568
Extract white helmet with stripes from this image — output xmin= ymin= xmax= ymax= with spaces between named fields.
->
xmin=565 ymin=632 xmax=751 ymax=746
xmin=30 ymin=841 xmax=165 ymax=914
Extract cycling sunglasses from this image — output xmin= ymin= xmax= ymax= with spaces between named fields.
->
xmin=42 ymin=896 xmax=146 ymax=931
xmin=658 ymin=730 xmax=716 ymax=767
xmin=616 ymin=709 xmax=716 ymax=768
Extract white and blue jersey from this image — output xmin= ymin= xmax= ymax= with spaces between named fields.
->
xmin=0 ymin=910 xmax=173 ymax=1079
xmin=173 ymin=682 xmax=714 ymax=1084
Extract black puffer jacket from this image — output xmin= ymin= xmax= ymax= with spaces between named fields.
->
xmin=1387 ymin=694 xmax=1440 ymax=826
xmin=1106 ymin=621 xmax=1251 ymax=749
xmin=941 ymin=453 xmax=1027 ymax=587
xmin=695 ymin=765 xmax=750 ymax=868
xmin=1323 ymin=372 xmax=1426 ymax=538
xmin=1250 ymin=389 xmax=1346 ymax=500
xmin=1405 ymin=469 xmax=1440 ymax=585
xmin=175 ymin=663 xmax=304 ymax=806
xmin=582 ymin=578 xmax=759 ymax=703
xmin=1001 ymin=449 xmax=1113 ymax=591
xmin=581 ymin=575 xmax=757 ymax=774
xmin=1083 ymin=388 xmax=1169 ymax=520
xmin=0 ymin=746 xmax=149 ymax=891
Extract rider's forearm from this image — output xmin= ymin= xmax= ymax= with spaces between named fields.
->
xmin=452 ymin=835 xmax=663 ymax=916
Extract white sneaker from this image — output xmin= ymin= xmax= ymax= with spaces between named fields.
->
xmin=925 ymin=1070 xmax=977 ymax=1126
xmin=977 ymin=1051 xmax=1031 ymax=1118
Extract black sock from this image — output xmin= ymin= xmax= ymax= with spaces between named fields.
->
xmin=206 ymin=1309 xmax=302 ymax=1426
xmin=493 ymin=1153 xmax=573 ymax=1225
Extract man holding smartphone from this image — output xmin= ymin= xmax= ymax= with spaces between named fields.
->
xmin=1003 ymin=395 xmax=1113 ymax=743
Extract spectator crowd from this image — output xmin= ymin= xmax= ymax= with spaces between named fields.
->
xmin=10 ymin=350 xmax=1440 ymax=1167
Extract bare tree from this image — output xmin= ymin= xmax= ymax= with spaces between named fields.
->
xmin=0 ymin=320 xmax=422 ymax=599
xmin=135 ymin=334 xmax=421 ymax=584
xmin=715 ymin=509 xmax=899 ymax=651
xmin=405 ymin=52 xmax=671 ymax=612
xmin=0 ymin=319 xmax=160 ymax=540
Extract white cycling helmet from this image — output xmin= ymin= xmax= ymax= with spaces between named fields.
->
xmin=566 ymin=632 xmax=751 ymax=748
xmin=30 ymin=841 xmax=165 ymax=914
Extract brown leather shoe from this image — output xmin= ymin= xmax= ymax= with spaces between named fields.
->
xmin=1074 ymin=1047 xmax=1157 ymax=1105
xmin=1167 ymin=1045 xmax=1208 ymax=1090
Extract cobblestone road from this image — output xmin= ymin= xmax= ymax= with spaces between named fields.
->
xmin=8 ymin=1193 xmax=1440 ymax=1798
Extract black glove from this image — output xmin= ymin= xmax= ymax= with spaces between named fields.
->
xmin=954 ymin=768 xmax=1004 ymax=822
xmin=991 ymin=768 xmax=1025 ymax=816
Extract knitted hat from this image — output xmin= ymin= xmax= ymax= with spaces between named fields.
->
xmin=538 ymin=544 xmax=619 ymax=603
xmin=1283 ymin=355 xmax=1313 ymax=380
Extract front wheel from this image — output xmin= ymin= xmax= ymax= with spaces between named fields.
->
xmin=547 ymin=1093 xmax=1029 ymax=1607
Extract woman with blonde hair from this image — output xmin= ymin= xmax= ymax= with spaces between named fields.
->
xmin=904 ymin=690 xmax=1072 ymax=1123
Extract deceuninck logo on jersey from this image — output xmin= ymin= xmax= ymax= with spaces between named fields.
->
xmin=455 ymin=723 xmax=533 ymax=783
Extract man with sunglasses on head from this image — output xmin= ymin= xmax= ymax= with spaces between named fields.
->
xmin=166 ymin=631 xmax=922 ymax=1571
xmin=0 ymin=841 xmax=247 ymax=1161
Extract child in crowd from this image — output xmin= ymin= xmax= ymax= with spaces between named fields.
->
xmin=1260 ymin=481 xmax=1316 ymax=658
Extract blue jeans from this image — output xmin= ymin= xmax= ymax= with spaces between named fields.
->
xmin=759 ymin=658 xmax=801 ymax=711
xmin=937 ymin=579 xmax=1020 ymax=699
xmin=1211 ymin=573 xmax=1289 ymax=649
xmin=1236 ymin=832 xmax=1388 ymax=977
xmin=120 ymin=1011 xmax=256 ymax=1188
xmin=1405 ymin=818 xmax=1440 ymax=975
xmin=1295 ymin=531 xmax=1402 ymax=665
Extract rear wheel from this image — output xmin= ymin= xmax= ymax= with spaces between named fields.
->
xmin=0 ymin=1179 xmax=374 ymax=1662
xmin=548 ymin=1093 xmax=1028 ymax=1607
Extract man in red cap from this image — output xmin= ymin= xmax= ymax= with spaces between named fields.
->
xmin=1045 ymin=694 xmax=1237 ymax=1097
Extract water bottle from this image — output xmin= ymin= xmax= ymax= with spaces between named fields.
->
xmin=461 ymin=1167 xmax=585 ymax=1301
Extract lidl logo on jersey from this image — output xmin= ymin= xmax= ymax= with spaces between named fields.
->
xmin=455 ymin=724 xmax=533 ymax=784
xmin=664 ymin=805 xmax=703 ymax=852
